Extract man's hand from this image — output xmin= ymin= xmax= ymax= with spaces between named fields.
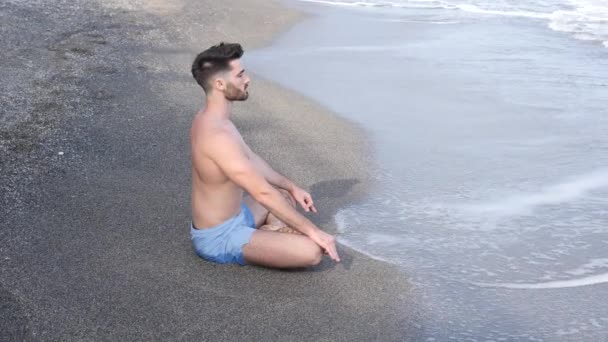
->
xmin=308 ymin=229 xmax=340 ymax=263
xmin=290 ymin=186 xmax=317 ymax=213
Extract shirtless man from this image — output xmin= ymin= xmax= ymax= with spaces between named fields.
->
xmin=190 ymin=42 xmax=340 ymax=268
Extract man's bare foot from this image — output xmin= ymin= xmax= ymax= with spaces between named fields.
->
xmin=259 ymin=189 xmax=303 ymax=234
xmin=259 ymin=223 xmax=303 ymax=235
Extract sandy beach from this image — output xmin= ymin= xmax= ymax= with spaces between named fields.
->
xmin=0 ymin=0 xmax=420 ymax=340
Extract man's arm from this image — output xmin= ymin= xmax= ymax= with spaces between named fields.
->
xmin=203 ymin=131 xmax=339 ymax=261
xmin=249 ymin=152 xmax=295 ymax=191
xmin=246 ymin=147 xmax=317 ymax=213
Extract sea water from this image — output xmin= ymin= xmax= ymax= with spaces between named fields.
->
xmin=248 ymin=1 xmax=608 ymax=339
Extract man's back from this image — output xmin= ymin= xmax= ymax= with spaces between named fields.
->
xmin=191 ymin=113 xmax=245 ymax=229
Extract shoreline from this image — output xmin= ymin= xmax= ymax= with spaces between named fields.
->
xmin=246 ymin=2 xmax=608 ymax=340
xmin=0 ymin=0 xmax=421 ymax=340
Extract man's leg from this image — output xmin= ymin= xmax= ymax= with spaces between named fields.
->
xmin=242 ymin=189 xmax=321 ymax=268
xmin=243 ymin=189 xmax=300 ymax=233
xmin=262 ymin=190 xmax=300 ymax=232
xmin=242 ymin=230 xmax=323 ymax=268
xmin=243 ymin=194 xmax=270 ymax=228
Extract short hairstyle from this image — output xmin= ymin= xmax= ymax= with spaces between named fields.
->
xmin=191 ymin=42 xmax=244 ymax=93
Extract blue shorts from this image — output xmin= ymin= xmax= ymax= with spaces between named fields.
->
xmin=191 ymin=203 xmax=256 ymax=265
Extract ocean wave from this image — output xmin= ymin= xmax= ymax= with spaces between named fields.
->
xmin=453 ymin=4 xmax=552 ymax=19
xmin=549 ymin=1 xmax=608 ymax=47
xmin=297 ymin=0 xmax=454 ymax=10
xmin=297 ymin=0 xmax=396 ymax=8
xmin=296 ymin=0 xmax=608 ymax=47
xmin=296 ymin=0 xmax=551 ymax=16
xmin=373 ymin=18 xmax=461 ymax=24
xmin=474 ymin=272 xmax=608 ymax=289
xmin=460 ymin=169 xmax=608 ymax=217
xmin=565 ymin=258 xmax=608 ymax=276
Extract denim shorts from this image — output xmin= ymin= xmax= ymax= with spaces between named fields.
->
xmin=191 ymin=203 xmax=256 ymax=265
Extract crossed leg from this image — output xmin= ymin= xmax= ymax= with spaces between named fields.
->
xmin=242 ymin=190 xmax=322 ymax=269
xmin=261 ymin=190 xmax=303 ymax=234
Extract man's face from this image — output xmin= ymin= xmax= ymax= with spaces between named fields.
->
xmin=222 ymin=59 xmax=250 ymax=101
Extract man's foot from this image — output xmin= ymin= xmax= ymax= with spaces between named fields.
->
xmin=259 ymin=223 xmax=303 ymax=235
xmin=257 ymin=188 xmax=303 ymax=235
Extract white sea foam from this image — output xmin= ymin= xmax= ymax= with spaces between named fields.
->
xmin=475 ymin=272 xmax=608 ymax=289
xmin=298 ymin=0 xmax=450 ymax=10
xmin=461 ymin=170 xmax=608 ymax=217
xmin=337 ymin=236 xmax=394 ymax=263
xmin=453 ymin=4 xmax=552 ymax=19
xmin=565 ymin=258 xmax=608 ymax=276
xmin=549 ymin=1 xmax=608 ymax=47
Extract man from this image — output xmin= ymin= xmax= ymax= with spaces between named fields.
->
xmin=190 ymin=42 xmax=340 ymax=268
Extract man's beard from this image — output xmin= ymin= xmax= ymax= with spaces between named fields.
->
xmin=225 ymin=82 xmax=248 ymax=101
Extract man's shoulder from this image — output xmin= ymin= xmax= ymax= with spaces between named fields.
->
xmin=193 ymin=120 xmax=242 ymax=154
xmin=193 ymin=117 xmax=231 ymax=141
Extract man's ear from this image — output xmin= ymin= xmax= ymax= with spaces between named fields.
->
xmin=214 ymin=77 xmax=226 ymax=91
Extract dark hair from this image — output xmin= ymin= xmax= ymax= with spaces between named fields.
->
xmin=191 ymin=42 xmax=244 ymax=93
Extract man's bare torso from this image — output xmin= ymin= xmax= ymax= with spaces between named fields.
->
xmin=191 ymin=112 xmax=251 ymax=229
